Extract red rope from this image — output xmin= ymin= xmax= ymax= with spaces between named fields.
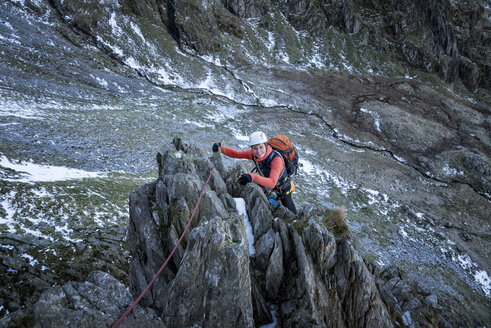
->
xmin=112 ymin=162 xmax=215 ymax=327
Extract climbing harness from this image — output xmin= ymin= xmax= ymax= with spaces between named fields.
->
xmin=112 ymin=162 xmax=215 ymax=327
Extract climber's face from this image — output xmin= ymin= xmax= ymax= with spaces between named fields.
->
xmin=251 ymin=143 xmax=267 ymax=159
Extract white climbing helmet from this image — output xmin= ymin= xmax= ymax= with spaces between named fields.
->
xmin=249 ymin=131 xmax=268 ymax=146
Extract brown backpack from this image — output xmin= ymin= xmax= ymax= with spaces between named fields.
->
xmin=268 ymin=135 xmax=299 ymax=176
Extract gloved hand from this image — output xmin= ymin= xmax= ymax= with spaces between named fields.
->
xmin=238 ymin=173 xmax=252 ymax=185
xmin=212 ymin=142 xmax=221 ymax=153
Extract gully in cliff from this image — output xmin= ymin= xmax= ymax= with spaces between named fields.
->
xmin=213 ymin=131 xmax=298 ymax=214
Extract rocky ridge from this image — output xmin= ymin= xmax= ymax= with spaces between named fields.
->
xmin=22 ymin=0 xmax=489 ymax=94
xmin=118 ymin=0 xmax=489 ymax=92
xmin=1 ymin=139 xmax=455 ymax=327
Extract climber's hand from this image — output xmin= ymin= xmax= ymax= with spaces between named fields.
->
xmin=212 ymin=142 xmax=221 ymax=153
xmin=238 ymin=173 xmax=252 ymax=185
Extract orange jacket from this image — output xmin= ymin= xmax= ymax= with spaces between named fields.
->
xmin=220 ymin=145 xmax=284 ymax=190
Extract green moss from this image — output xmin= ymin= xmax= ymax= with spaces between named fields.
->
xmin=225 ymin=237 xmax=239 ymax=249
xmin=292 ymin=218 xmax=309 ymax=235
xmin=2 ymin=309 xmax=35 ymax=327
xmin=41 ymin=225 xmax=55 ymax=235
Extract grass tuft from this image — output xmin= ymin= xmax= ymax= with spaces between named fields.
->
xmin=322 ymin=207 xmax=348 ymax=237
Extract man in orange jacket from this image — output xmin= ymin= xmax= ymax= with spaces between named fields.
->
xmin=213 ymin=131 xmax=297 ymax=214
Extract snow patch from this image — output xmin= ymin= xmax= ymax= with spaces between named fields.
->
xmin=130 ymin=21 xmax=145 ymax=41
xmin=442 ymin=164 xmax=464 ymax=177
xmin=0 ymin=192 xmax=16 ymax=233
xmin=234 ymin=198 xmax=255 ymax=256
xmin=360 ymin=107 xmax=381 ymax=132
xmin=21 ymin=253 xmax=39 ymax=266
xmin=474 ymin=270 xmax=491 ymax=297
xmin=0 ymin=155 xmax=106 ymax=183
xmin=199 ymin=54 xmax=223 ymax=66
xmin=109 ymin=13 xmax=123 ymax=36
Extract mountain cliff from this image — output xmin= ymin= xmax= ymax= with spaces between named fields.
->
xmin=0 ymin=0 xmax=489 ymax=327
xmin=1 ymin=140 xmax=456 ymax=327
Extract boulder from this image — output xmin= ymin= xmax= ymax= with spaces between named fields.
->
xmin=30 ymin=271 xmax=163 ymax=328
xmin=159 ymin=216 xmax=254 ymax=327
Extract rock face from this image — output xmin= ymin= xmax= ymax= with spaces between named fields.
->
xmin=0 ymin=228 xmax=129 ymax=323
xmin=0 ymin=271 xmax=163 ymax=328
xmin=118 ymin=0 xmax=488 ymax=91
xmin=125 ymin=140 xmax=394 ymax=327
xmin=0 ymin=139 xmax=459 ymax=327
xmin=121 ymin=139 xmax=442 ymax=327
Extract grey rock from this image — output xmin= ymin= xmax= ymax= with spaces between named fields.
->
xmin=333 ymin=239 xmax=393 ymax=328
xmin=402 ymin=311 xmax=413 ymax=327
xmin=220 ymin=192 xmax=238 ymax=211
xmin=302 ymin=219 xmax=337 ymax=278
xmin=159 ymin=216 xmax=254 ymax=328
xmin=197 ymin=188 xmax=228 ymax=222
xmin=255 ymin=228 xmax=276 ymax=272
xmin=273 ymin=217 xmax=291 ymax=262
xmin=2 ymin=139 xmax=457 ymax=327
xmin=127 ymin=181 xmax=174 ymax=308
xmin=424 ymin=294 xmax=438 ymax=308
xmin=265 ymin=233 xmax=284 ymax=299
xmin=247 ymin=190 xmax=274 ymax=239
xmin=31 ymin=271 xmax=163 ymax=328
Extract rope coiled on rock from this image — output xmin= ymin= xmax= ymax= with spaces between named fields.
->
xmin=112 ymin=162 xmax=215 ymax=327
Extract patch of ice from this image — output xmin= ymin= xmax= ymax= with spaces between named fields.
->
xmin=232 ymin=131 xmax=250 ymax=142
xmin=278 ymin=48 xmax=290 ymax=64
xmin=0 ymin=155 xmax=106 ymax=183
xmin=199 ymin=54 xmax=222 ymax=66
xmin=183 ymin=119 xmax=209 ymax=128
xmin=124 ymin=56 xmax=144 ymax=70
xmin=234 ymin=198 xmax=255 ymax=256
xmin=0 ymin=99 xmax=44 ymax=120
xmin=360 ymin=107 xmax=381 ymax=132
xmin=198 ymin=70 xmax=235 ymax=100
xmin=96 ymin=36 xmax=124 ymax=57
xmin=394 ymin=154 xmax=407 ymax=163
xmin=0 ymin=193 xmax=16 ymax=233
xmin=260 ymin=98 xmax=282 ymax=107
xmin=474 ymin=270 xmax=491 ymax=297
xmin=336 ymin=132 xmax=385 ymax=150
xmin=109 ymin=12 xmax=123 ymax=36
xmin=364 ymin=188 xmax=389 ymax=205
xmin=10 ymin=0 xmax=26 ymax=6
xmin=21 ymin=225 xmax=48 ymax=239
xmin=266 ymin=30 xmax=275 ymax=52
xmin=21 ymin=253 xmax=39 ymax=266
xmin=95 ymin=76 xmax=109 ymax=88
xmin=130 ymin=21 xmax=145 ymax=41
xmin=442 ymin=164 xmax=464 ymax=177
xmin=54 ymin=223 xmax=80 ymax=242
xmin=456 ymin=253 xmax=473 ymax=271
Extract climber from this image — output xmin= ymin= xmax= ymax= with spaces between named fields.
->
xmin=212 ymin=131 xmax=297 ymax=214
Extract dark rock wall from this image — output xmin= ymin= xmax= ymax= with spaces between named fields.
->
xmin=114 ymin=0 xmax=488 ymax=91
